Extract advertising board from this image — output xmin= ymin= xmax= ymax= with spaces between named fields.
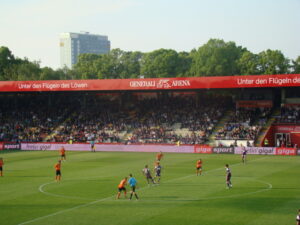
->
xmin=275 ymin=147 xmax=297 ymax=156
xmin=212 ymin=147 xmax=234 ymax=154
xmin=234 ymin=147 xmax=275 ymax=155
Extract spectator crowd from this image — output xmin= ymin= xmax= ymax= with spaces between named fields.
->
xmin=276 ymin=105 xmax=300 ymax=123
xmin=0 ymin=93 xmax=231 ymax=145
xmin=215 ymin=107 xmax=272 ymax=141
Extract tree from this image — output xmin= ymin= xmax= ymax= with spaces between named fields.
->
xmin=189 ymin=39 xmax=246 ymax=77
xmin=3 ymin=60 xmax=41 ymax=81
xmin=0 ymin=46 xmax=15 ymax=77
xmin=40 ymin=67 xmax=62 ymax=80
xmin=238 ymin=51 xmax=261 ymax=75
xmin=74 ymin=53 xmax=101 ymax=79
xmin=258 ymin=49 xmax=290 ymax=74
xmin=141 ymin=49 xmax=179 ymax=78
xmin=291 ymin=56 xmax=300 ymax=73
xmin=96 ymin=49 xmax=125 ymax=79
xmin=119 ymin=51 xmax=142 ymax=79
xmin=176 ymin=51 xmax=192 ymax=77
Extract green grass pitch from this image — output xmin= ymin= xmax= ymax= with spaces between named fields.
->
xmin=0 ymin=150 xmax=299 ymax=225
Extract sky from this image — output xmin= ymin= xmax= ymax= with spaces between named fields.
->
xmin=0 ymin=0 xmax=299 ymax=69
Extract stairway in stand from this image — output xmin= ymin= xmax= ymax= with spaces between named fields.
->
xmin=206 ymin=109 xmax=234 ymax=146
xmin=43 ymin=112 xmax=76 ymax=142
xmin=254 ymin=108 xmax=280 ymax=147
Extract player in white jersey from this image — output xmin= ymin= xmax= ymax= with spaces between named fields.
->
xmin=296 ymin=209 xmax=300 ymax=225
xmin=225 ymin=164 xmax=232 ymax=189
xmin=142 ymin=165 xmax=155 ymax=184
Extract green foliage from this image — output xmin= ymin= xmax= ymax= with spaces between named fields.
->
xmin=2 ymin=59 xmax=41 ymax=81
xmin=0 ymin=41 xmax=297 ymax=81
xmin=74 ymin=54 xmax=101 ymax=79
xmin=291 ymin=56 xmax=300 ymax=73
xmin=238 ymin=51 xmax=261 ymax=75
xmin=74 ymin=49 xmax=143 ymax=79
xmin=258 ymin=49 xmax=290 ymax=74
xmin=119 ymin=51 xmax=143 ymax=79
xmin=176 ymin=51 xmax=192 ymax=77
xmin=40 ymin=67 xmax=64 ymax=80
xmin=0 ymin=46 xmax=75 ymax=81
xmin=0 ymin=46 xmax=15 ymax=76
xmin=141 ymin=49 xmax=180 ymax=78
xmin=189 ymin=39 xmax=246 ymax=77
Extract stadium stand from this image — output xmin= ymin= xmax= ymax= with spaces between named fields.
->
xmin=0 ymin=94 xmax=75 ymax=142
xmin=215 ymin=108 xmax=272 ymax=144
xmin=0 ymin=93 xmax=233 ymax=145
xmin=3 ymin=91 xmax=300 ymax=147
xmin=276 ymin=105 xmax=300 ymax=124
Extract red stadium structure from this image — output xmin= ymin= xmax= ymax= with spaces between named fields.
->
xmin=0 ymin=74 xmax=300 ymax=92
xmin=0 ymin=74 xmax=300 ymax=155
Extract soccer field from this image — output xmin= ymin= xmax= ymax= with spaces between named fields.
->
xmin=0 ymin=150 xmax=299 ymax=225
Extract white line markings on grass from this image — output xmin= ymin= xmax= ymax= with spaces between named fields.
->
xmin=39 ymin=156 xmax=268 ymax=200
xmin=19 ymin=156 xmax=271 ymax=225
xmin=18 ymin=196 xmax=114 ymax=225
xmin=109 ymin=179 xmax=273 ymax=203
xmin=39 ymin=178 xmax=103 ymax=201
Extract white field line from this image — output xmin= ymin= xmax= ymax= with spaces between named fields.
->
xmin=19 ymin=156 xmax=270 ymax=225
xmin=39 ymin=156 xmax=268 ymax=200
xmin=108 ymin=178 xmax=273 ymax=202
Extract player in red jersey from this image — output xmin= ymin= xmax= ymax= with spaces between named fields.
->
xmin=156 ymin=151 xmax=163 ymax=161
xmin=116 ymin=177 xmax=127 ymax=199
xmin=54 ymin=160 xmax=62 ymax=181
xmin=196 ymin=159 xmax=203 ymax=176
xmin=59 ymin=146 xmax=66 ymax=161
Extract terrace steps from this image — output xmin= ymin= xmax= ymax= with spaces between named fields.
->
xmin=206 ymin=110 xmax=234 ymax=146
xmin=43 ymin=112 xmax=77 ymax=142
xmin=254 ymin=108 xmax=280 ymax=146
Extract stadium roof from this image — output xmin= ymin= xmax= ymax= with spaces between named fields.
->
xmin=0 ymin=74 xmax=300 ymax=92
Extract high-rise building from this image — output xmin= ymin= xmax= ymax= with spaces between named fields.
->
xmin=60 ymin=32 xmax=110 ymax=68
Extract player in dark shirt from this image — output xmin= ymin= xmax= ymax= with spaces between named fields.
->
xmin=0 ymin=157 xmax=4 ymax=177
xmin=225 ymin=164 xmax=232 ymax=189
xmin=154 ymin=162 xmax=162 ymax=183
xmin=242 ymin=148 xmax=247 ymax=164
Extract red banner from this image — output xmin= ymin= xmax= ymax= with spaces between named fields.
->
xmin=274 ymin=125 xmax=300 ymax=133
xmin=0 ymin=142 xmax=3 ymax=151
xmin=0 ymin=74 xmax=299 ymax=92
xmin=236 ymin=100 xmax=273 ymax=108
xmin=275 ymin=147 xmax=297 ymax=155
xmin=194 ymin=145 xmax=212 ymax=154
